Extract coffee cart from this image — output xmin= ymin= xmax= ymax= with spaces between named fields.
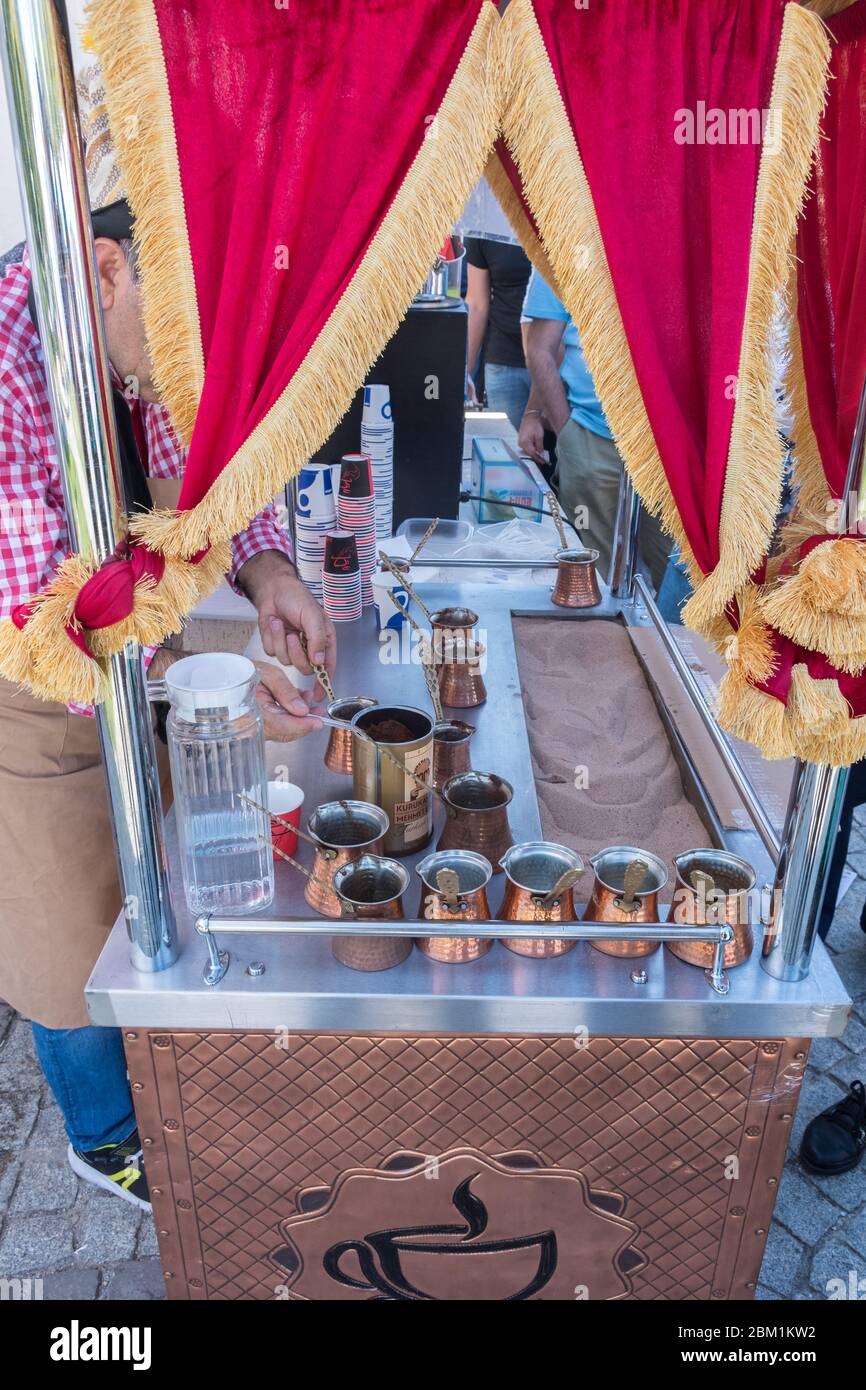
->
xmin=0 ymin=0 xmax=854 ymax=1302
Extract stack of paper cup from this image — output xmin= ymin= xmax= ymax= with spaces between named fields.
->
xmin=322 ymin=531 xmax=362 ymax=622
xmin=293 ymin=463 xmax=338 ymax=601
xmin=337 ymin=454 xmax=377 ymax=607
xmin=361 ymin=383 xmax=394 ymax=541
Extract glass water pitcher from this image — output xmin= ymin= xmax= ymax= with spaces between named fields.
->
xmin=163 ymin=654 xmax=274 ymax=915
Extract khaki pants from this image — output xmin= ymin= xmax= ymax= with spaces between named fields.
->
xmin=555 ymin=417 xmax=672 ymax=589
xmin=0 ymin=678 xmax=170 ymax=1029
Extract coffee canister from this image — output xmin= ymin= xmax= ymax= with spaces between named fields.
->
xmin=351 ymin=704 xmax=434 ymax=857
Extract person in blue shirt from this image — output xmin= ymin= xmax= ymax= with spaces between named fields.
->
xmin=519 ymin=270 xmax=671 ymax=589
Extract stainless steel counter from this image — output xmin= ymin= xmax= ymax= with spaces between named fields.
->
xmin=85 ymin=581 xmax=851 ymax=1038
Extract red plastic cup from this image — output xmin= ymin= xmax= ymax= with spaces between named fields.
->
xmin=267 ymin=781 xmax=304 ymax=857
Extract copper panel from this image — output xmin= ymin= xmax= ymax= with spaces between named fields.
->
xmin=128 ymin=1031 xmax=809 ymax=1301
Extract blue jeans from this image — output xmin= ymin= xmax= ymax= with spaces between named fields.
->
xmin=656 ymin=551 xmax=693 ymax=624
xmin=484 ymin=362 xmax=531 ymax=431
xmin=31 ymin=1023 xmax=136 ymax=1151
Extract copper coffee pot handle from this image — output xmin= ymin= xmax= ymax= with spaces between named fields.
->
xmin=258 ymin=833 xmax=364 ymax=919
xmin=377 ymin=550 xmax=434 ymax=623
xmin=546 ymin=490 xmax=569 ymax=552
xmin=299 ymin=632 xmax=335 ymax=703
xmin=409 ymin=517 xmax=439 ymax=566
xmin=690 ymin=869 xmax=717 ymax=897
xmin=241 ymin=793 xmax=336 ymax=858
xmin=436 ymin=867 xmax=461 ymax=910
xmin=538 ymin=865 xmax=584 ymax=910
xmin=616 ymin=858 xmax=648 ymax=913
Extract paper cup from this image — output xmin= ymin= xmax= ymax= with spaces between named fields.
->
xmin=268 ymin=781 xmax=304 ymax=856
xmin=372 ymin=569 xmax=410 ymax=632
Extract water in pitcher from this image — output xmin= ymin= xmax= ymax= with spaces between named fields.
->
xmin=165 ymin=654 xmax=274 ymax=916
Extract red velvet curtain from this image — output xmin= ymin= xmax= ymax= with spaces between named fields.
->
xmin=528 ymin=0 xmax=786 ymax=580
xmin=151 ymin=0 xmax=494 ymax=517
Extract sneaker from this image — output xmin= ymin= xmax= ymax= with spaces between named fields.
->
xmin=800 ymin=1080 xmax=866 ymax=1177
xmin=67 ymin=1128 xmax=152 ymax=1210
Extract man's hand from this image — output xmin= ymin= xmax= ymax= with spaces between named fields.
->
xmin=236 ymin=551 xmax=337 ymax=698
xmin=252 ymin=661 xmax=324 ymax=742
xmin=518 ymin=410 xmax=547 ymax=466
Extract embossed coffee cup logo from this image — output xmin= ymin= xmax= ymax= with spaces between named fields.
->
xmin=323 ymin=1176 xmax=556 ymax=1300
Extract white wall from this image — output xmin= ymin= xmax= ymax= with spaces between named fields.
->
xmin=0 ymin=1 xmax=88 ymax=252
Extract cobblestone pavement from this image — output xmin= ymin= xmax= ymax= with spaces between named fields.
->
xmin=2 ymin=823 xmax=865 ymax=1302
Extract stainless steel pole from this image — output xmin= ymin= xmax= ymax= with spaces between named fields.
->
xmin=609 ymin=466 xmax=641 ymax=597
xmin=0 ymin=0 xmax=176 ymax=971
xmin=761 ymin=372 xmax=866 ymax=981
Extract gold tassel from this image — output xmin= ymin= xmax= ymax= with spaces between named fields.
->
xmin=683 ymin=5 xmax=831 ymax=634
xmin=715 ymin=665 xmax=796 ymax=761
xmin=796 ymin=719 xmax=866 ymax=767
xmin=0 ymin=618 xmax=38 ymax=688
xmin=724 ymin=583 xmax=780 ymax=684
xmin=91 ymin=2 xmax=502 ymax=562
xmin=787 ymin=662 xmax=852 ymax=738
xmin=759 ymin=539 xmax=866 ymax=674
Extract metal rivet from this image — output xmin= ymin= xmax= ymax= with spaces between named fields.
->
xmin=153 ymin=1035 xmax=170 ymax=1048
xmin=768 ymin=1177 xmax=777 ymax=1187
xmin=143 ymin=1137 xmax=153 ymax=1147
xmin=125 ymin=1032 xmax=137 ymax=1041
xmin=762 ymin=1043 xmax=779 ymax=1055
xmin=756 ymin=1228 xmax=766 ymax=1236
xmin=164 ymin=1272 xmax=174 ymax=1280
xmin=132 ymin=1082 xmax=144 ymax=1092
xmin=746 ymin=1126 xmax=761 ymax=1137
xmin=246 ymin=960 xmax=266 ymax=978
xmin=158 ymin=1230 xmax=169 ymax=1238
xmin=164 ymin=1119 xmax=179 ymax=1131
xmin=630 ymin=968 xmax=648 ymax=985
xmin=731 ymin=1206 xmax=745 ymax=1217
xmin=795 ymin=1052 xmax=806 ymax=1060
xmin=189 ymin=1278 xmax=203 ymax=1288
xmin=178 ymin=1198 xmax=192 ymax=1210
xmin=746 ymin=1282 xmax=755 ymax=1289
xmin=712 ymin=1289 xmax=725 ymax=1299
xmin=782 ymin=1113 xmax=792 ymax=1122
xmin=151 ymin=1187 xmax=163 ymax=1197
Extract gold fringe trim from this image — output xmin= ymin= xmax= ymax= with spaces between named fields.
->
xmin=716 ymin=654 xmax=866 ymax=766
xmin=86 ymin=0 xmax=203 ymax=446
xmin=119 ymin=4 xmax=502 ymax=559
xmin=760 ymin=538 xmax=866 ymax=674
xmin=497 ymin=0 xmax=701 ymax=590
xmin=785 ymin=266 xmax=833 ymax=525
xmin=685 ymin=5 xmax=831 ymax=633
xmin=0 ymin=541 xmax=231 ymax=706
xmin=483 ymin=149 xmax=558 ymax=289
xmin=723 ymin=583 xmax=780 ymax=685
xmin=716 ymin=666 xmax=796 ymax=761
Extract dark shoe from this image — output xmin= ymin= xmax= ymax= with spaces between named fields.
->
xmin=800 ymin=1080 xmax=866 ymax=1176
xmin=67 ymin=1127 xmax=151 ymax=1210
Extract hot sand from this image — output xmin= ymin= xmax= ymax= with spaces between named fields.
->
xmin=513 ymin=617 xmax=712 ymax=902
